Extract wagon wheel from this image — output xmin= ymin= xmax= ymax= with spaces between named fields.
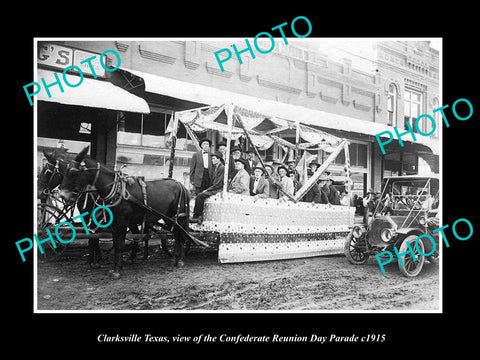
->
xmin=398 ymin=235 xmax=425 ymax=277
xmin=37 ymin=203 xmax=71 ymax=261
xmin=344 ymin=231 xmax=370 ymax=265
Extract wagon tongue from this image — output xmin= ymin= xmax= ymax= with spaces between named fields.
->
xmin=124 ymin=190 xmax=210 ymax=248
xmin=186 ymin=233 xmax=210 ymax=248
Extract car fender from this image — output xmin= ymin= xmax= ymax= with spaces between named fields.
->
xmin=393 ymin=228 xmax=424 ymax=248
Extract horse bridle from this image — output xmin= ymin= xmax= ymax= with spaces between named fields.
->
xmin=72 ymin=160 xmax=125 ymax=208
xmin=71 ymin=160 xmax=101 ymax=187
xmin=39 ymin=159 xmax=67 ymax=194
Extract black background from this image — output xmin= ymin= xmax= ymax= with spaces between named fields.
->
xmin=6 ymin=5 xmax=477 ymax=354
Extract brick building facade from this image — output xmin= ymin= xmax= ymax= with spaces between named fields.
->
xmin=36 ymin=38 xmax=440 ymax=197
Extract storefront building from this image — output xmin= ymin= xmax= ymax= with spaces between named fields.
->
xmin=36 ymin=42 xmax=149 ymax=172
xmin=374 ymin=40 xmax=440 ymax=177
xmin=36 ymin=39 xmax=439 ymax=197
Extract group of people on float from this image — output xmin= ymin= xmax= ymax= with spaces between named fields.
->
xmin=189 ymin=138 xmax=348 ymax=223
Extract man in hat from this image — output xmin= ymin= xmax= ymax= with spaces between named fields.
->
xmin=245 ymin=148 xmax=257 ymax=175
xmin=362 ymin=188 xmax=377 ymax=224
xmin=316 ymin=173 xmax=330 ymax=204
xmin=189 ymin=138 xmax=212 ymax=195
xmin=286 ymin=159 xmax=300 ymax=182
xmin=301 ymin=169 xmax=322 ymax=203
xmin=323 ymin=175 xmax=341 ymax=205
xmin=286 ymin=159 xmax=300 ymax=195
xmin=264 ymin=164 xmax=280 ymax=199
xmin=229 ymin=145 xmax=242 ymax=176
xmin=309 ymin=159 xmax=320 ymax=173
xmin=249 ymin=165 xmax=270 ymax=200
xmin=228 ymin=158 xmax=250 ymax=195
xmin=191 ymin=151 xmax=225 ymax=223
xmin=231 ymin=146 xmax=242 ymax=161
xmin=218 ymin=141 xmax=236 ymax=182
xmin=277 ymin=164 xmax=295 ymax=201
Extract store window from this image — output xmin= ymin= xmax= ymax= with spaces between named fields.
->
xmin=384 ymin=152 xmax=418 ymax=176
xmin=118 ymin=111 xmax=188 ymax=148
xmin=121 ymin=112 xmax=169 ymax=135
xmin=402 ymin=153 xmax=417 ymax=174
xmin=404 ymin=89 xmax=423 ymax=132
xmin=143 ymin=112 xmax=167 ymax=136
xmin=331 ymin=142 xmax=368 ymax=168
xmin=387 ymin=83 xmax=398 ymax=126
xmin=119 ymin=112 xmax=139 ymax=133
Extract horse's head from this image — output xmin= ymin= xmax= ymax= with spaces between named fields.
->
xmin=38 ymin=148 xmax=71 ymax=199
xmin=58 ymin=146 xmax=94 ymax=201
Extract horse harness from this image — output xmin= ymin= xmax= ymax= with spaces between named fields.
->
xmin=131 ymin=176 xmax=188 ymax=234
xmin=77 ymin=161 xmax=207 ymax=247
xmin=84 ymin=164 xmax=186 ymax=227
xmin=40 ymin=159 xmax=66 ymax=195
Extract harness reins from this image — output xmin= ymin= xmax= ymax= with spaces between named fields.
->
xmin=72 ymin=160 xmax=208 ymax=248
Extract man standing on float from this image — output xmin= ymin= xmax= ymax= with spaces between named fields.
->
xmin=191 ymin=151 xmax=225 ymax=224
xmin=189 ymin=138 xmax=212 ymax=195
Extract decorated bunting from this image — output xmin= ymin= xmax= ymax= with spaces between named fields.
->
xmin=190 ymin=193 xmax=354 ymax=263
xmin=174 ymin=103 xmax=354 ymax=264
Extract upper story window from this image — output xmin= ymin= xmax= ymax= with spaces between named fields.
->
xmin=430 ymin=97 xmax=439 ymax=137
xmin=387 ymin=83 xmax=398 ymax=127
xmin=404 ymin=89 xmax=423 ymax=131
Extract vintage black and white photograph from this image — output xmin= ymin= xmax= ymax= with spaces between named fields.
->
xmin=34 ymin=37 xmax=441 ymax=312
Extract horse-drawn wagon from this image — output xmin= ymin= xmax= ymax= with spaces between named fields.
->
xmin=38 ymin=102 xmax=356 ymax=274
xmin=173 ymin=102 xmax=355 ymax=263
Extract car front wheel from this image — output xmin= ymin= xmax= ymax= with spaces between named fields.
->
xmin=398 ymin=234 xmax=425 ymax=277
xmin=344 ymin=231 xmax=370 ymax=265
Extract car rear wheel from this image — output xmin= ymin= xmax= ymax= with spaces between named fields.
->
xmin=344 ymin=231 xmax=370 ymax=265
xmin=398 ymin=235 xmax=425 ymax=277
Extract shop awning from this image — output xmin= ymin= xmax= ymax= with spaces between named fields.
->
xmin=37 ymin=69 xmax=150 ymax=113
xmin=126 ymin=68 xmax=439 ymax=155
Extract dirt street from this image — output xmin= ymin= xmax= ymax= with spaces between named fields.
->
xmin=36 ymin=241 xmax=440 ymax=311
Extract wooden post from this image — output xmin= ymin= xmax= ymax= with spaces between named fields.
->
xmin=184 ymin=125 xmax=202 ymax=151
xmin=343 ymin=141 xmax=352 ymax=197
xmin=222 ymin=103 xmax=234 ymax=194
xmin=294 ymin=140 xmax=348 ymax=202
xmin=168 ymin=112 xmax=178 ymax=178
xmin=294 ymin=121 xmax=301 ymax=166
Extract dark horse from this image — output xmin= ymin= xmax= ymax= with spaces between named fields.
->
xmin=59 ymin=146 xmax=193 ymax=278
xmin=39 ymin=148 xmax=102 ymax=267
xmin=38 ymin=147 xmax=70 ymax=201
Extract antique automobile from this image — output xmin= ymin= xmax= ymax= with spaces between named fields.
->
xmin=344 ymin=175 xmax=439 ymax=277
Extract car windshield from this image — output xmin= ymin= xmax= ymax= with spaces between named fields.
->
xmin=381 ymin=178 xmax=439 ymax=212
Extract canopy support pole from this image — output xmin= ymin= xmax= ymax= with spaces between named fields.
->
xmin=343 ymin=141 xmax=352 ymax=198
xmin=222 ymin=103 xmax=234 ymax=195
xmin=184 ymin=124 xmax=202 ymax=152
xmin=294 ymin=121 xmax=301 ymax=166
xmin=294 ymin=139 xmax=348 ymax=202
xmin=168 ymin=111 xmax=178 ymax=178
